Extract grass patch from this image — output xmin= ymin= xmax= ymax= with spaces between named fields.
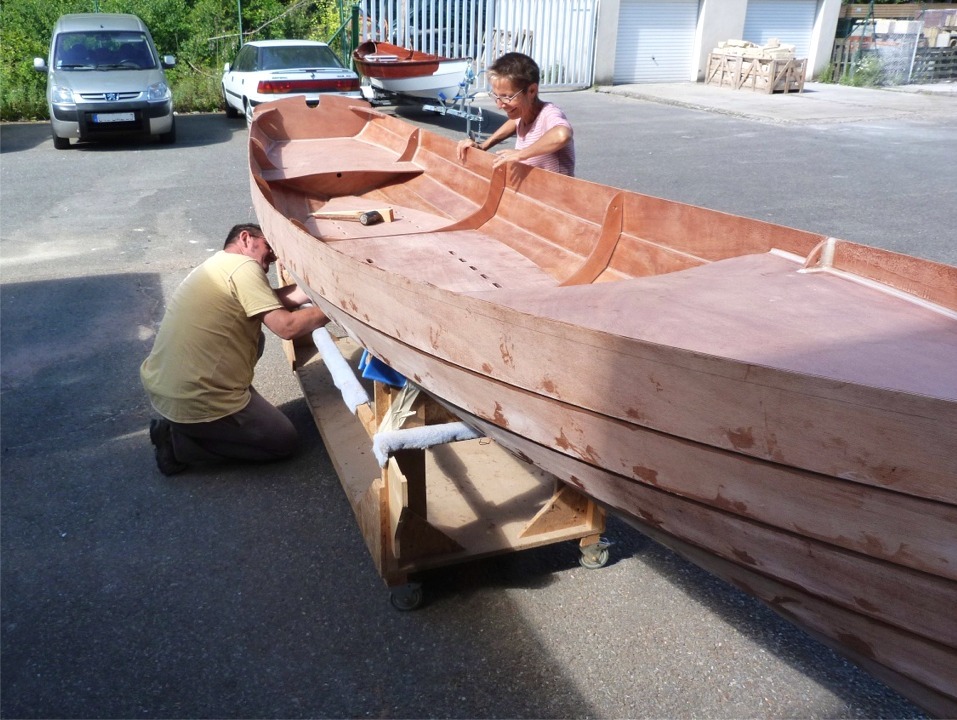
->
xmin=169 ymin=65 xmax=224 ymax=113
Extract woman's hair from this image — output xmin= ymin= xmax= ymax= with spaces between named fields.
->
xmin=488 ymin=52 xmax=540 ymax=89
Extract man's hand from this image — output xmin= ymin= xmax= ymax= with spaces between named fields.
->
xmin=261 ymin=305 xmax=327 ymax=341
xmin=275 ymin=283 xmax=312 ymax=309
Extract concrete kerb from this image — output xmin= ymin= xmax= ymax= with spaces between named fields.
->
xmin=597 ymin=80 xmax=957 ymax=125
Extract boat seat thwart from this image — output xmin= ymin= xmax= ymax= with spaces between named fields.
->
xmin=255 ymin=136 xmax=423 ymax=184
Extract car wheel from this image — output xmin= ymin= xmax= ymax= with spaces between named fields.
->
xmin=159 ymin=117 xmax=176 ymax=144
xmin=224 ymin=86 xmax=239 ymax=118
xmin=244 ymin=100 xmax=254 ymax=127
xmin=52 ymin=127 xmax=70 ymax=150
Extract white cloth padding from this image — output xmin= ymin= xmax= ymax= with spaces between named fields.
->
xmin=372 ymin=422 xmax=484 ymax=467
xmin=311 ymin=327 xmax=370 ymax=414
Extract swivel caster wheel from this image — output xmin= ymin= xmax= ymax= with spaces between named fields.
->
xmin=389 ymin=583 xmax=424 ymax=611
xmin=579 ymin=539 xmax=611 ymax=569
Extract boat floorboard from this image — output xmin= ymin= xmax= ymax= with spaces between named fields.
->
xmin=329 ymin=230 xmax=560 ymax=292
xmin=469 ymin=251 xmax=957 ymax=399
xmin=302 ymin=196 xmax=455 ymax=240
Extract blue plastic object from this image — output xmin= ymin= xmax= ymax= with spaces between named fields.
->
xmin=358 ymin=350 xmax=407 ymax=388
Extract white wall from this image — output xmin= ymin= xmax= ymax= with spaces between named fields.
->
xmin=692 ymin=0 xmax=749 ymax=80
xmin=593 ymin=0 xmax=843 ymax=84
xmin=808 ymin=0 xmax=843 ymax=78
xmin=593 ymin=0 xmax=621 ymax=84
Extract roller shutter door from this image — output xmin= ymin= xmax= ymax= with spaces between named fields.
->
xmin=743 ymin=0 xmax=817 ymax=59
xmin=614 ymin=0 xmax=700 ymax=83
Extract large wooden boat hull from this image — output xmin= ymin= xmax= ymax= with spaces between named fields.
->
xmin=353 ymin=40 xmax=470 ymax=100
xmin=248 ymin=95 xmax=957 ymax=716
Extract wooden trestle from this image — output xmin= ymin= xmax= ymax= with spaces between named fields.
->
xmin=285 ymin=332 xmax=607 ymax=609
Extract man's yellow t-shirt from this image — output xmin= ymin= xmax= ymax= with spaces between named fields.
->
xmin=141 ymin=251 xmax=282 ymax=423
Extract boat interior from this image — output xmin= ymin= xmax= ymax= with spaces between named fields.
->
xmin=250 ymin=97 xmax=957 ymax=403
xmin=251 ymin=97 xmax=957 ymax=314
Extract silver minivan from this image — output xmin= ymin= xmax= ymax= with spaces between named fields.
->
xmin=34 ymin=13 xmax=176 ymax=149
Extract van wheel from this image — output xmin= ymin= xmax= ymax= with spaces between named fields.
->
xmin=159 ymin=117 xmax=176 ymax=144
xmin=52 ymin=128 xmax=70 ymax=150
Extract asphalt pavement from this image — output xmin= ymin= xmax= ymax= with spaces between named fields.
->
xmin=2 ymin=81 xmax=955 ymax=719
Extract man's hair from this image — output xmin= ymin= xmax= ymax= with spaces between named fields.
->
xmin=224 ymin=223 xmax=263 ymax=249
xmin=488 ymin=52 xmax=540 ymax=89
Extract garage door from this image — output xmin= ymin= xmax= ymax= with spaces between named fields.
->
xmin=614 ymin=0 xmax=700 ymax=83
xmin=743 ymin=0 xmax=817 ymax=59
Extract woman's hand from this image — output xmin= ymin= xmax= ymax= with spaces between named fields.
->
xmin=491 ymin=148 xmax=522 ymax=169
xmin=456 ymin=137 xmax=478 ymax=162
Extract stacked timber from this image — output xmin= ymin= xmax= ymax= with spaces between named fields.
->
xmin=707 ymin=38 xmax=806 ymax=93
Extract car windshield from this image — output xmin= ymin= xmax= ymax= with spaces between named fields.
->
xmin=260 ymin=45 xmax=343 ymax=71
xmin=54 ymin=31 xmax=157 ymax=70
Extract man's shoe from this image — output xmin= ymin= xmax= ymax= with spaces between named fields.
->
xmin=149 ymin=419 xmax=188 ymax=476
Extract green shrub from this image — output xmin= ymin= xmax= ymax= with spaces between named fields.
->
xmin=842 ymin=54 xmax=884 ymax=86
xmin=168 ymin=65 xmax=225 ymax=113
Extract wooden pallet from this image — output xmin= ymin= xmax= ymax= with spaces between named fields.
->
xmin=706 ymin=52 xmax=807 ymax=93
xmin=285 ymin=332 xmax=607 ymax=609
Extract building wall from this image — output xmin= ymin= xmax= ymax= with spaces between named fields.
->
xmin=692 ymin=0 xmax=749 ymax=81
xmin=593 ymin=0 xmax=842 ymax=85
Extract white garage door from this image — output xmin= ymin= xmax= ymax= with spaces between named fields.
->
xmin=743 ymin=0 xmax=817 ymax=59
xmin=614 ymin=0 xmax=700 ymax=83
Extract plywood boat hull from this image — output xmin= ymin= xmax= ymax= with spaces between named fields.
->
xmin=353 ymin=40 xmax=469 ymax=100
xmin=248 ymin=95 xmax=957 ymax=716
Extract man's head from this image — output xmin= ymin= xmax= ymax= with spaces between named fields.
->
xmin=224 ymin=223 xmax=276 ymax=271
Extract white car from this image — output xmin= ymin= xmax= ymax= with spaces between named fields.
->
xmin=222 ymin=39 xmax=361 ymax=124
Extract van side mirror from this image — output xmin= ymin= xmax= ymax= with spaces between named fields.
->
xmin=223 ymin=62 xmax=231 ymax=72
xmin=34 ymin=57 xmax=48 ymax=72
xmin=161 ymin=55 xmax=176 ymax=69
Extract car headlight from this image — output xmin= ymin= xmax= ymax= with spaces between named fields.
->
xmin=147 ymin=81 xmax=171 ymax=102
xmin=51 ymin=85 xmax=75 ymax=105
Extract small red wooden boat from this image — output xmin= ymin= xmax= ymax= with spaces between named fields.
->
xmin=248 ymin=95 xmax=957 ymax=717
xmin=353 ymin=40 xmax=471 ymax=100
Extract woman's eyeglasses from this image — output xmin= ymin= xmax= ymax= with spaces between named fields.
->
xmin=489 ymin=87 xmax=525 ymax=104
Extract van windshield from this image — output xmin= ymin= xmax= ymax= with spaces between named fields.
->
xmin=54 ymin=31 xmax=157 ymax=70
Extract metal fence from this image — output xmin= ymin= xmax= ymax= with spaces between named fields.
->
xmin=358 ymin=0 xmax=599 ymax=88
xmin=831 ymin=8 xmax=957 ymax=84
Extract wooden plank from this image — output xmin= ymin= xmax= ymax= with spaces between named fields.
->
xmin=290 ymin=334 xmax=607 ymax=583
xmin=452 ymin=410 xmax=957 ymax=713
xmin=619 ymin=510 xmax=957 ymax=718
xmin=520 ymin=481 xmax=605 ymax=539
xmin=337 ymin=317 xmax=957 ymax=580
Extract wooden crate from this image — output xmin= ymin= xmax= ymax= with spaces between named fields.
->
xmin=286 ymin=333 xmax=607 ymax=608
xmin=707 ymin=52 xmax=807 ymax=93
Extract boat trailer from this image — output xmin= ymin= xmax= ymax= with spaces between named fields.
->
xmin=361 ymin=61 xmax=486 ymax=141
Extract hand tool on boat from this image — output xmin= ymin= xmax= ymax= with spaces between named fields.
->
xmin=310 ymin=208 xmax=394 ymax=225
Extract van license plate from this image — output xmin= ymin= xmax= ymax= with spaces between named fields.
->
xmin=93 ymin=112 xmax=135 ymax=123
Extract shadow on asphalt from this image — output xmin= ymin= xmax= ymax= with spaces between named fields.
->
xmin=0 ymin=112 xmax=247 ymax=155
xmin=0 ymin=271 xmax=604 ymax=718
